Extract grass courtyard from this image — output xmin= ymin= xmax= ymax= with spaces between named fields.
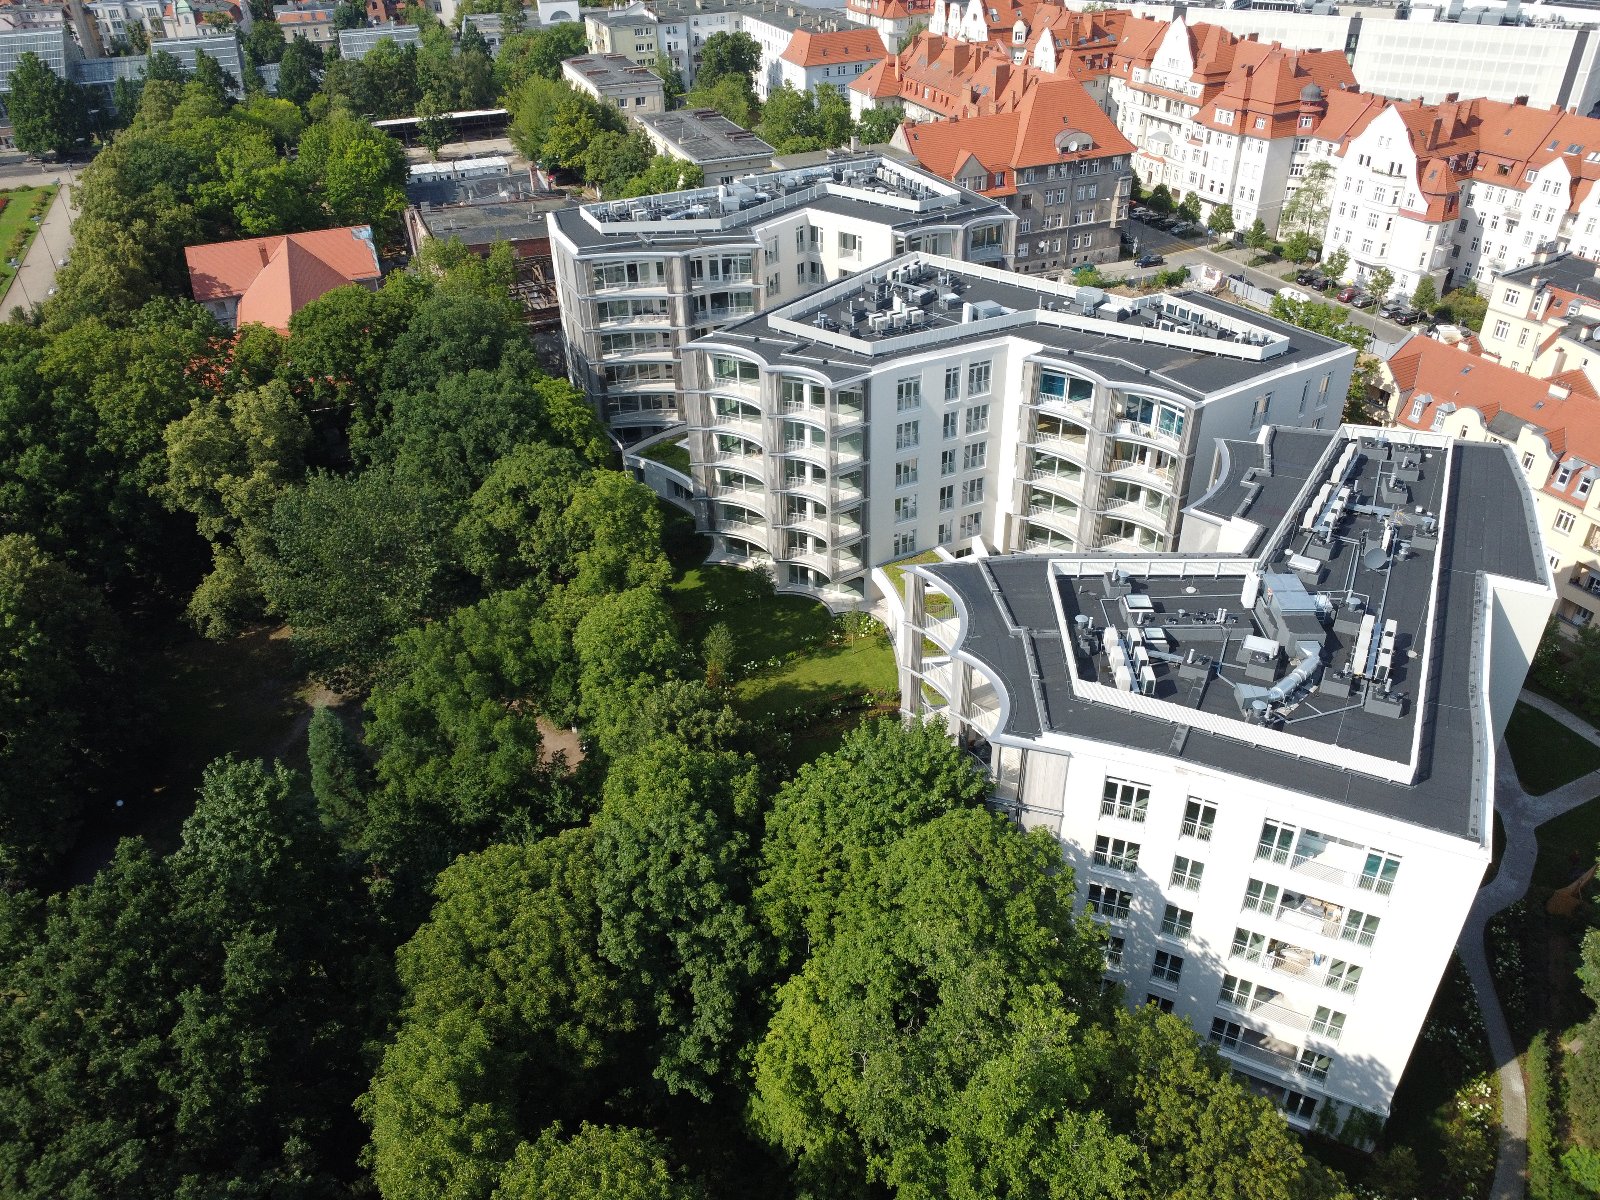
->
xmin=1503 ymin=702 xmax=1600 ymax=796
xmin=640 ymin=436 xmax=691 ymax=475
xmin=668 ymin=562 xmax=898 ymax=769
xmin=0 ymin=184 xmax=59 ymax=299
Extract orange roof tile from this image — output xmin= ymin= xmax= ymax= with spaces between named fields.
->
xmin=780 ymin=27 xmax=888 ymax=69
xmin=1388 ymin=334 xmax=1600 ymax=468
xmin=185 ymin=226 xmax=381 ymax=333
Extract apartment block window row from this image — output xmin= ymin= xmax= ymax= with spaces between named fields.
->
xmin=1227 ymin=930 xmax=1363 ymax=998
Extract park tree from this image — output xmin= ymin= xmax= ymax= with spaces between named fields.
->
xmin=581 ymin=128 xmax=653 ymax=194
xmin=750 ymin=807 xmax=1108 ymax=1197
xmin=1148 ymin=182 xmax=1174 ymax=214
xmin=416 ymin=93 xmax=452 ymax=159
xmin=594 ymin=738 xmax=766 ymax=1100
xmin=653 ymin=52 xmax=684 ymax=106
xmin=697 ymin=30 xmax=760 ymax=88
xmin=584 ymin=676 xmax=749 ymax=765
xmin=573 ymin=587 xmax=683 ymax=723
xmin=517 ymin=20 xmax=588 ymax=81
xmin=307 ymin=704 xmax=370 ymax=839
xmin=1244 ymin=216 xmax=1271 ymax=251
xmin=857 ymin=101 xmax=905 ymax=144
xmin=496 ymin=1123 xmax=708 ymax=1200
xmin=541 ymin=90 xmax=625 ymax=171
xmin=276 ymin=35 xmax=322 ymax=105
xmin=296 ymin=108 xmax=409 ymax=236
xmin=757 ymin=84 xmax=855 ymax=153
xmin=363 ymin=585 xmax=585 ymax=890
xmin=619 ymin=153 xmax=704 ymax=197
xmin=362 ymin=830 xmax=636 ymax=1200
xmin=507 ymin=74 xmax=567 ymax=161
xmin=1207 ymin=202 xmax=1236 ymax=243
xmin=7 ymin=51 xmax=88 ymax=157
xmin=1281 ymin=159 xmax=1334 ymax=235
xmin=244 ymin=13 xmax=286 ymax=62
xmin=757 ymin=718 xmax=991 ymax=965
xmin=333 ymin=0 xmax=365 ymax=26
xmin=0 ymin=534 xmax=127 ymax=883
xmin=682 ymin=72 xmax=758 ymax=128
xmin=1412 ymin=275 xmax=1439 ymax=311
xmin=255 ymin=464 xmax=463 ymax=687
xmin=702 ymin=620 xmax=736 ymax=688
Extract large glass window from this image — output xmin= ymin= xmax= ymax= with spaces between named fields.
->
xmin=712 ymin=355 xmax=759 ymax=384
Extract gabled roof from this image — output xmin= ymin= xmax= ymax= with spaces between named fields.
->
xmin=899 ymin=72 xmax=1131 ymax=180
xmin=1389 ymin=334 xmax=1600 ymax=471
xmin=185 ymin=226 xmax=381 ymax=333
xmin=780 ymin=27 xmax=888 ymax=69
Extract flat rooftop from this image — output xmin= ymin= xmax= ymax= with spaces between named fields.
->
xmin=637 ymin=109 xmax=775 ymax=166
xmin=1499 ymin=251 xmax=1600 ymax=304
xmin=562 ymin=53 xmax=663 ymax=91
xmin=697 ymin=253 xmax=1350 ymax=393
xmin=551 ymin=154 xmax=1008 ymax=252
xmin=920 ymin=429 xmax=1547 ymax=838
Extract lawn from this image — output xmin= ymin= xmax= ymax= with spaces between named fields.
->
xmin=1503 ymin=702 xmax=1600 ymax=796
xmin=1532 ymin=793 xmax=1600 ymax=891
xmin=880 ymin=549 xmax=941 ymax=600
xmin=668 ymin=562 xmax=899 ymax=769
xmin=0 ymin=184 xmax=58 ymax=298
xmin=641 ymin=436 xmax=691 ymax=475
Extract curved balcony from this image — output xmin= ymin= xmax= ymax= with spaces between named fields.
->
xmin=1099 ymin=498 xmax=1173 ymax=532
xmin=1026 ymin=502 xmax=1082 ymax=536
xmin=1112 ymin=417 xmax=1183 ymax=449
xmin=1105 ymin=451 xmax=1179 ymax=491
xmin=782 ymin=402 xmax=829 ymax=427
xmin=1030 ymin=468 xmax=1085 ymax=502
xmin=708 ymin=412 xmax=765 ymax=441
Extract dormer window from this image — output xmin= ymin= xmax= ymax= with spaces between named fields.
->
xmin=1558 ymin=463 xmax=1575 ymax=487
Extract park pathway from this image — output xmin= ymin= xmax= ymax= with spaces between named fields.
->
xmin=1459 ymin=691 xmax=1600 ymax=1200
xmin=0 ymin=173 xmax=79 ymax=318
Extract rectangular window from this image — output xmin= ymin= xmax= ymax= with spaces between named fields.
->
xmin=711 ymin=355 xmax=759 ymax=384
xmin=961 ymin=478 xmax=984 ymax=506
xmin=1523 ymin=452 xmax=1536 ymax=471
xmin=1170 ymin=856 xmax=1205 ymax=892
xmin=894 ymin=495 xmax=918 ymax=523
xmin=1151 ymin=951 xmax=1183 ymax=986
xmin=1491 ymin=319 xmax=1510 ymax=341
xmin=1105 ymin=935 xmax=1126 ymax=969
xmin=1556 ymin=509 xmax=1578 ymax=534
xmin=963 ymin=443 xmax=988 ymax=471
xmin=892 ymin=531 xmax=916 ymax=556
xmin=941 ymin=449 xmax=957 ymax=476
xmin=1161 ymin=904 xmax=1193 ymax=939
xmin=1086 ymin=883 xmax=1132 ymax=920
xmin=1219 ymin=973 xmax=1253 ymax=1007
xmin=1101 ymin=778 xmax=1149 ymax=821
xmin=967 ymin=361 xmax=993 ymax=396
xmin=1182 ymin=798 xmax=1216 ymax=840
xmin=1360 ymin=851 xmax=1401 ymax=895
xmin=1093 ymin=836 xmax=1141 ymax=872
xmin=894 ymin=459 xmax=918 ymax=488
xmin=1231 ymin=928 xmax=1266 ymax=963
xmin=1326 ymin=960 xmax=1362 ymax=995
xmin=1257 ymin=820 xmax=1295 ymax=864
xmin=896 ymin=377 xmax=921 ymax=411
xmin=895 ymin=420 xmax=919 ymax=450
xmin=1285 ymin=1092 xmax=1317 ymax=1120
xmin=965 ymin=403 xmax=991 ymax=435
xmin=839 ymin=230 xmax=860 ymax=256
xmin=959 ymin=511 xmax=981 ymax=539
xmin=945 ymin=366 xmax=961 ymax=402
xmin=1242 ymin=878 xmax=1279 ymax=913
xmin=1340 ymin=910 xmax=1379 ymax=946
xmin=1210 ymin=1017 xmax=1242 ymax=1049
xmin=1311 ymin=1007 xmax=1347 ymax=1041
xmin=943 ymin=411 xmax=959 ymax=440
xmin=1298 ymin=1050 xmax=1332 ymax=1081
xmin=938 ymin=484 xmax=954 ymax=511
xmin=1147 ymin=994 xmax=1174 ymax=1013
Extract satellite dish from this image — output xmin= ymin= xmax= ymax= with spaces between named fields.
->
xmin=1362 ymin=547 xmax=1390 ymax=571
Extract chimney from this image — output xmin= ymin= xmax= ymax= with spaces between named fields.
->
xmin=1514 ymin=94 xmax=1529 ymax=106
xmin=1427 ymin=117 xmax=1442 ymax=150
xmin=1445 ymin=91 xmax=1459 ymax=102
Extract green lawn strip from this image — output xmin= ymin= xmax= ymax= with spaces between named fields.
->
xmin=1504 ymin=702 xmax=1600 ymax=796
xmin=1532 ymin=793 xmax=1600 ymax=891
xmin=640 ymin=436 xmax=690 ymax=474
xmin=880 ymin=549 xmax=941 ymax=599
xmin=735 ymin=636 xmax=897 ymax=722
xmin=0 ymin=185 xmax=58 ymax=296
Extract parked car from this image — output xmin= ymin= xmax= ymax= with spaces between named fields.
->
xmin=1350 ymin=290 xmax=1377 ymax=309
xmin=1296 ymin=268 xmax=1330 ymax=289
xmin=1226 ymin=271 xmax=1245 ymax=283
xmin=1335 ymin=285 xmax=1359 ymax=303
xmin=1307 ymin=273 xmax=1331 ymax=291
xmin=1387 ymin=306 xmax=1424 ymax=326
xmin=1137 ymin=253 xmax=1164 ymax=268
xmin=1131 ymin=205 xmax=1153 ymax=220
xmin=1170 ymin=221 xmax=1196 ymax=236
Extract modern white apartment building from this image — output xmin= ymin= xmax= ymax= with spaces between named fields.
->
xmin=547 ymin=154 xmax=1016 ymax=443
xmin=672 ymin=253 xmax=1355 ymax=607
xmin=899 ymin=424 xmax=1553 ymax=1136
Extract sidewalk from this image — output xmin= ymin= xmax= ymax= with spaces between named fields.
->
xmin=0 ymin=181 xmax=78 ymax=318
xmin=1461 ymin=690 xmax=1600 ymax=1200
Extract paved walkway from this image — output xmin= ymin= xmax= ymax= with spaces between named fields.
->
xmin=1458 ymin=691 xmax=1600 ymax=1200
xmin=0 ymin=180 xmax=78 ymax=318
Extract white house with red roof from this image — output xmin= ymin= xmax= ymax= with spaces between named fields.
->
xmin=840 ymin=0 xmax=931 ymax=54
xmin=184 ymin=226 xmax=382 ymax=333
xmin=1382 ymin=332 xmax=1600 ymax=627
xmin=776 ymin=27 xmax=888 ymax=97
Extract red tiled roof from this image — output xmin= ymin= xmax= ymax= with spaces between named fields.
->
xmin=185 ymin=226 xmax=381 ymax=333
xmin=1388 ymin=334 xmax=1600 ymax=471
xmin=781 ymin=27 xmax=888 ymax=69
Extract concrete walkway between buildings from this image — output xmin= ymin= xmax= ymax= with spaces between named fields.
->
xmin=0 ymin=178 xmax=79 ymax=319
xmin=1458 ymin=690 xmax=1600 ymax=1200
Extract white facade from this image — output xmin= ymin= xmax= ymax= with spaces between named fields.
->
xmin=899 ymin=426 xmax=1554 ymax=1135
xmin=671 ymin=255 xmax=1353 ymax=608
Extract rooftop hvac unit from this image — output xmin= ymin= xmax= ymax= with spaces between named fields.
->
xmin=868 ymin=312 xmax=891 ymax=333
xmin=907 ymin=309 xmax=926 ymax=327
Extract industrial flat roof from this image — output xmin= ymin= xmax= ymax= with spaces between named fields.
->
xmin=562 ymin=53 xmax=663 ymax=92
xmin=549 ymin=154 xmax=1011 ymax=253
xmin=696 ymin=254 xmax=1352 ymax=396
xmin=637 ymin=109 xmax=775 ymax=166
xmin=920 ymin=431 xmax=1546 ymax=838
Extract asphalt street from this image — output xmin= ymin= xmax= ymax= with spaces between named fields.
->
xmin=1103 ymin=217 xmax=1418 ymax=347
